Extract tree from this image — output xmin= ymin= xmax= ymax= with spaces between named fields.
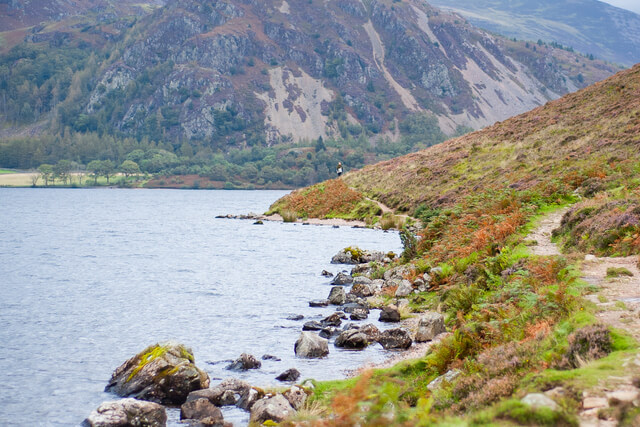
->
xmin=53 ymin=159 xmax=73 ymax=185
xmin=30 ymin=171 xmax=40 ymax=187
xmin=101 ymin=160 xmax=115 ymax=184
xmin=87 ymin=160 xmax=102 ymax=185
xmin=120 ymin=160 xmax=140 ymax=178
xmin=38 ymin=164 xmax=54 ymax=186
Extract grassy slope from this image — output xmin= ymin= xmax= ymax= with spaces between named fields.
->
xmin=278 ymin=66 xmax=640 ymax=425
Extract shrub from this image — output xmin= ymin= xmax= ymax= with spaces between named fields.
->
xmin=560 ymin=324 xmax=612 ymax=369
xmin=281 ymin=210 xmax=298 ymax=223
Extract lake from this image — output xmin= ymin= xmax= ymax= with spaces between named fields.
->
xmin=0 ymin=188 xmax=401 ymax=426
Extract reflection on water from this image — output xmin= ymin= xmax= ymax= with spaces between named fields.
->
xmin=0 ymin=189 xmax=401 ymax=426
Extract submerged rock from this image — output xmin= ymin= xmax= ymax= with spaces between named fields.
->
xmin=226 ymin=353 xmax=261 ymax=371
xmin=294 ymin=332 xmax=329 ymax=358
xmin=105 ymin=342 xmax=209 ymax=405
xmin=82 ymin=398 xmax=167 ymax=427
xmin=276 ymin=368 xmax=301 ymax=382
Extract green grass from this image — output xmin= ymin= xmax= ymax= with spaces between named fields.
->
xmin=607 ymin=267 xmax=634 ymax=278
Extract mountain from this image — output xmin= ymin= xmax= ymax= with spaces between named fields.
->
xmin=429 ymin=0 xmax=640 ymax=67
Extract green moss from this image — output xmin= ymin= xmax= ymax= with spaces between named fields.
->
xmin=606 ymin=267 xmax=633 ymax=278
xmin=126 ymin=344 xmax=168 ymax=383
xmin=474 ymin=399 xmax=578 ymax=426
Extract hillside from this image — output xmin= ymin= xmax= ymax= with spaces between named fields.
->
xmin=0 ymin=0 xmax=619 ymax=187
xmin=268 ymin=60 xmax=640 ymax=427
xmin=429 ymin=0 xmax=640 ymax=67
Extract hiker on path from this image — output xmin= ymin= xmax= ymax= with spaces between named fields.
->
xmin=336 ymin=162 xmax=343 ymax=177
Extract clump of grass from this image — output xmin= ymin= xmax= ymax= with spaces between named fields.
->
xmin=281 ymin=209 xmax=298 ymax=223
xmin=379 ymin=214 xmax=403 ymax=230
xmin=606 ymin=267 xmax=633 ymax=278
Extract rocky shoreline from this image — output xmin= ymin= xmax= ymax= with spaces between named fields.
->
xmin=84 ymin=246 xmax=448 ymax=426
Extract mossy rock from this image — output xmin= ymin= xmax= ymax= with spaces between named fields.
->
xmin=105 ymin=341 xmax=210 ymax=405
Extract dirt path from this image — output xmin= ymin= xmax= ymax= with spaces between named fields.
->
xmin=528 ymin=208 xmax=640 ymax=426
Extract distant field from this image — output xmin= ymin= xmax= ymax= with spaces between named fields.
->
xmin=0 ymin=169 xmax=17 ymax=174
xmin=0 ymin=172 xmax=37 ymax=186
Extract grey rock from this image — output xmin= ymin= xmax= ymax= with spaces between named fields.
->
xmin=227 ymin=353 xmax=261 ymax=371
xmin=261 ymin=354 xmax=281 ymax=361
xmin=105 ymin=342 xmax=210 ymax=405
xmin=395 ymin=279 xmax=413 ymax=297
xmin=321 ymin=312 xmax=342 ymax=327
xmin=187 ymin=378 xmax=251 ymax=407
xmin=350 ymin=308 xmax=369 ymax=320
xmin=427 ymin=370 xmax=460 ymax=391
xmin=350 ymin=283 xmax=374 ymax=298
xmin=328 ymin=286 xmax=346 ymax=305
xmin=250 ymin=394 xmax=296 ymax=424
xmin=321 ymin=270 xmax=334 ymax=277
xmin=378 ymin=328 xmax=413 ymax=350
xmin=521 ymin=393 xmax=559 ymax=411
xmin=284 ymin=386 xmax=307 ymax=411
xmin=82 ymin=398 xmax=167 ymax=427
xmin=371 ymin=279 xmax=385 ymax=292
xmin=236 ymin=387 xmax=264 ymax=411
xmin=286 ymin=315 xmax=304 ymax=321
xmin=294 ymin=332 xmax=329 ymax=358
xmin=430 ymin=267 xmax=443 ymax=277
xmin=331 ymin=272 xmax=353 ymax=285
xmin=309 ymin=299 xmax=329 ymax=307
xmin=415 ymin=312 xmax=446 ymax=342
xmin=379 ymin=305 xmax=401 ymax=323
xmin=180 ymin=398 xmax=225 ymax=424
xmin=359 ymin=324 xmax=381 ymax=342
xmin=353 ymin=276 xmax=373 ymax=285
xmin=276 ymin=368 xmax=301 ymax=382
xmin=335 ymin=329 xmax=369 ymax=349
xmin=302 ymin=321 xmax=323 ymax=331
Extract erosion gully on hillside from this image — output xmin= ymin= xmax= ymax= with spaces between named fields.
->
xmin=529 ymin=208 xmax=640 ymax=426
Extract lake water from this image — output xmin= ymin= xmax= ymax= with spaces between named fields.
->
xmin=0 ymin=188 xmax=401 ymax=426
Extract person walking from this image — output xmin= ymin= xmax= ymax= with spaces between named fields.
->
xmin=336 ymin=162 xmax=343 ymax=177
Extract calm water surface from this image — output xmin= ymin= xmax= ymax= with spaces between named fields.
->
xmin=0 ymin=189 xmax=401 ymax=426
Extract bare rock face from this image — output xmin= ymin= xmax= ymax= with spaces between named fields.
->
xmin=105 ymin=342 xmax=210 ymax=405
xmin=294 ymin=332 xmax=329 ymax=358
xmin=82 ymin=398 xmax=167 ymax=427
xmin=250 ymin=394 xmax=296 ymax=424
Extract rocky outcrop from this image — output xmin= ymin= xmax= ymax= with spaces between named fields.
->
xmin=250 ymin=394 xmax=296 ymax=424
xmin=105 ymin=342 xmax=209 ymax=405
xmin=294 ymin=332 xmax=329 ymax=358
xmin=331 ymin=249 xmax=386 ymax=265
xmin=186 ymin=378 xmax=252 ymax=407
xmin=82 ymin=399 xmax=167 ymax=427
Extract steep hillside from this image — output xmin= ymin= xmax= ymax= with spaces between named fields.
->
xmin=269 ymin=59 xmax=640 ymax=427
xmin=338 ymin=64 xmax=640 ymax=212
xmin=430 ymin=0 xmax=640 ymax=66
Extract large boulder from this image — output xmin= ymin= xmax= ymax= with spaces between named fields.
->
xmin=379 ymin=305 xmax=401 ymax=322
xmin=294 ymin=332 xmax=329 ymax=358
xmin=378 ymin=328 xmax=413 ymax=350
xmin=105 ymin=342 xmax=210 ymax=405
xmin=331 ymin=272 xmax=353 ymax=285
xmin=350 ymin=283 xmax=374 ymax=298
xmin=328 ymin=286 xmax=347 ymax=305
xmin=226 ymin=353 xmax=261 ymax=371
xmin=250 ymin=394 xmax=296 ymax=424
xmin=284 ymin=386 xmax=307 ymax=410
xmin=335 ymin=329 xmax=369 ymax=349
xmin=82 ymin=398 xmax=167 ymax=427
xmin=180 ymin=398 xmax=225 ymax=425
xmin=415 ymin=312 xmax=446 ymax=342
